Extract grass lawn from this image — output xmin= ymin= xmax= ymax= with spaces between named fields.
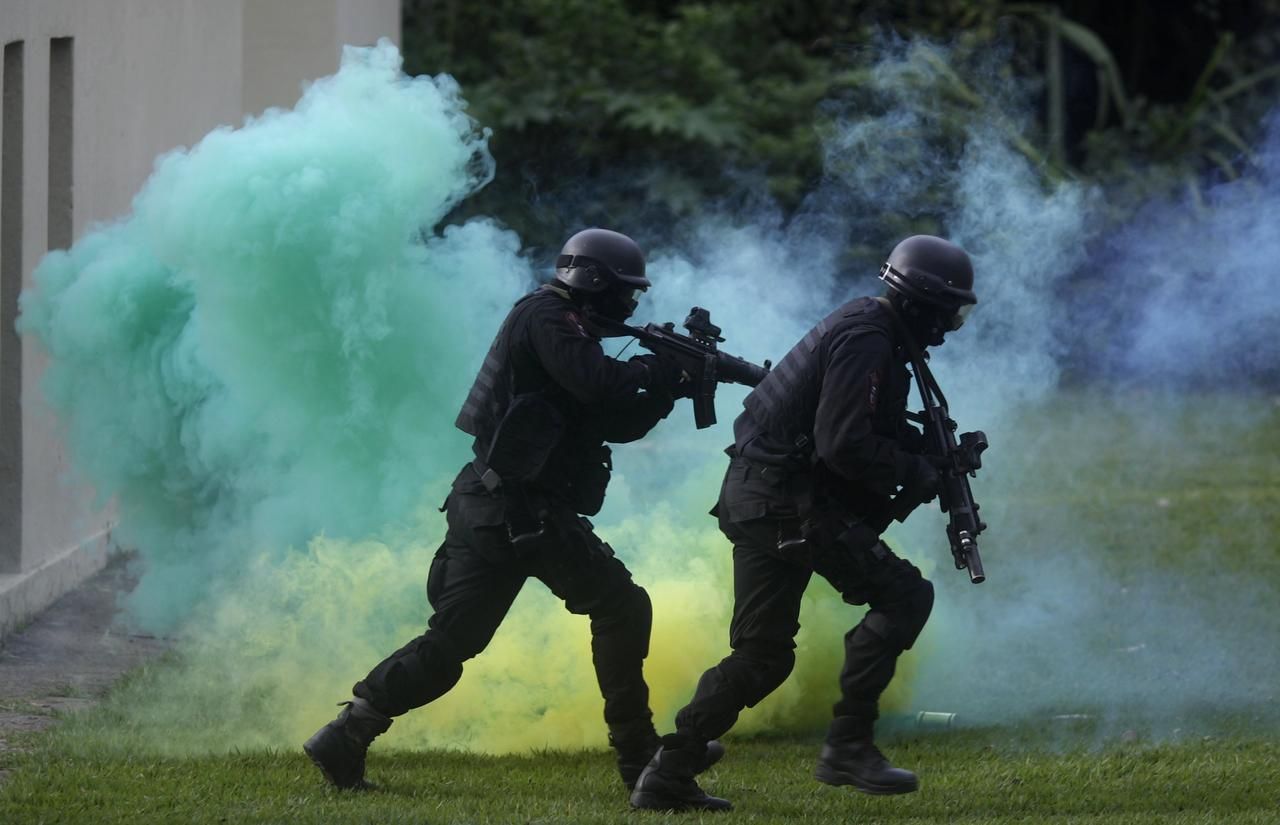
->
xmin=2 ymin=728 xmax=1279 ymax=824
xmin=1 ymin=391 xmax=1277 ymax=824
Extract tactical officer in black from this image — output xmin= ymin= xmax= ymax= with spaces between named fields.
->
xmin=631 ymin=235 xmax=978 ymax=812
xmin=303 ymin=228 xmax=711 ymax=791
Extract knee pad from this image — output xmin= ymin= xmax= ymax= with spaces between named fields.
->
xmin=593 ymin=581 xmax=651 ymax=627
xmin=859 ymin=577 xmax=934 ymax=651
xmin=591 ymin=583 xmax=652 ymax=657
xmin=358 ymin=632 xmax=465 ymax=716
xmin=733 ymin=640 xmax=796 ymax=707
xmin=898 ymin=577 xmax=934 ymax=649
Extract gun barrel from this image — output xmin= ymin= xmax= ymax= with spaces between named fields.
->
xmin=954 ymin=529 xmax=985 ymax=584
xmin=966 ymin=545 xmax=986 ymax=584
xmin=716 ymin=351 xmax=769 ymax=387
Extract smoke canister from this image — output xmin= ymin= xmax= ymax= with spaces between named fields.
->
xmin=915 ymin=711 xmax=958 ymax=729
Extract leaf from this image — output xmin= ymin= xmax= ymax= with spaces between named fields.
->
xmin=1005 ymin=3 xmax=1133 ymax=127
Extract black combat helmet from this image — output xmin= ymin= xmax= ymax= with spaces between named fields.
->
xmin=879 ymin=235 xmax=977 ymax=331
xmin=554 ymin=228 xmax=651 ymax=294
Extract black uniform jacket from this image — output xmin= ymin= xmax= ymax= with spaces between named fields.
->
xmin=453 ymin=285 xmax=673 ymax=512
xmin=727 ymin=297 xmax=922 ymax=522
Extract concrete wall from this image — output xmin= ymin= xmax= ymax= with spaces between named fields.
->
xmin=244 ymin=0 xmax=402 ymax=116
xmin=0 ymin=0 xmax=400 ymax=639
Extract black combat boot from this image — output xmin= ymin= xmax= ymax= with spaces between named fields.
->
xmin=630 ymin=737 xmax=733 ymax=812
xmin=815 ymin=715 xmax=918 ymax=795
xmin=609 ymin=718 xmax=661 ymax=791
xmin=303 ymin=698 xmax=393 ymax=790
xmin=610 ymin=719 xmax=728 ymax=791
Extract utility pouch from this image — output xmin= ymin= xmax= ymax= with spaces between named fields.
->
xmin=565 ymin=445 xmax=612 ymax=516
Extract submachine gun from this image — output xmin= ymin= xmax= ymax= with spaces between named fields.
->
xmin=593 ymin=307 xmax=771 ymax=428
xmin=874 ymin=299 xmax=989 ymax=583
xmin=906 ymin=370 xmax=989 ymax=583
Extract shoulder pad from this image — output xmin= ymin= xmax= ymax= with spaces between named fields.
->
xmin=839 ymin=296 xmax=889 ymax=322
xmin=834 ymin=297 xmax=893 ymax=336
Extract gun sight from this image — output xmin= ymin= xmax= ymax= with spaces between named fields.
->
xmin=683 ymin=307 xmax=724 ymax=346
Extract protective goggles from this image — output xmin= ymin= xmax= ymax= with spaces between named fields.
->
xmin=949 ymin=302 xmax=974 ymax=330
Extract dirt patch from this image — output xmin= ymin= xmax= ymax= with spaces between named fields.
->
xmin=0 ymin=555 xmax=169 ymax=780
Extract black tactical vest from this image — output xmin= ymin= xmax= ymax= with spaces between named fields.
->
xmin=739 ymin=297 xmax=909 ymax=459
xmin=454 ymin=292 xmax=543 ymax=454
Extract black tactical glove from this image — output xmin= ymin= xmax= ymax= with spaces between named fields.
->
xmin=668 ymin=368 xmax=697 ymax=399
xmin=900 ymin=454 xmax=943 ymax=505
xmin=631 ymin=354 xmax=693 ymax=397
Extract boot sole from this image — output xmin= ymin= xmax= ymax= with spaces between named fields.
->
xmin=630 ymin=790 xmax=733 ymax=812
xmin=814 ymin=763 xmax=919 ymax=795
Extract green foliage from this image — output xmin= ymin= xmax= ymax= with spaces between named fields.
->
xmin=404 ymin=0 xmax=846 ymax=241
xmin=402 ymin=1 xmax=1280 ymax=245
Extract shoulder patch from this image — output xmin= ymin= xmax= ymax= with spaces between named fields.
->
xmin=564 ymin=310 xmax=588 ymax=337
xmin=868 ymin=368 xmax=882 ymax=413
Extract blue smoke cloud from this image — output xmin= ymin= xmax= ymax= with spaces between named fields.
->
xmin=1089 ymin=112 xmax=1280 ymax=384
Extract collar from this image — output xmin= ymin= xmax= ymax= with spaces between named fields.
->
xmin=540 ymin=283 xmax=572 ymax=301
xmin=873 ymin=296 xmax=929 ymax=362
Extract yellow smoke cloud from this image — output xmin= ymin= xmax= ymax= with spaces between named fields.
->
xmin=130 ymin=488 xmax=924 ymax=756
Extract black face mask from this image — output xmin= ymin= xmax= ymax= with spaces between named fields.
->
xmin=902 ymin=303 xmax=954 ymax=348
xmin=921 ymin=319 xmax=948 ymax=347
xmin=589 ymin=285 xmax=641 ymax=322
xmin=926 ymin=303 xmax=974 ymax=346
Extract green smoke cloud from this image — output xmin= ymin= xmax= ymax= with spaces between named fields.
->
xmin=20 ymin=42 xmax=525 ymax=630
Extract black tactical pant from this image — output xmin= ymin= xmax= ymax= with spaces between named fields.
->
xmin=673 ymin=513 xmax=934 ymax=741
xmin=353 ymin=486 xmax=653 ymax=726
